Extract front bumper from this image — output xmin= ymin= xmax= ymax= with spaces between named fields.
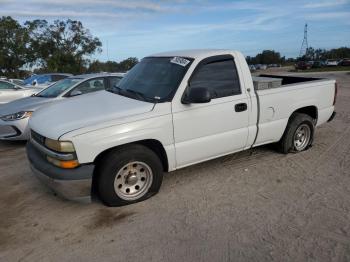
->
xmin=26 ymin=141 xmax=94 ymax=203
xmin=0 ymin=118 xmax=30 ymax=140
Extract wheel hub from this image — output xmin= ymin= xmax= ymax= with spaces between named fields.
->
xmin=125 ymin=172 xmax=138 ymax=186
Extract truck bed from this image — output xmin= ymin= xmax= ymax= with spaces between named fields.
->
xmin=252 ymin=74 xmax=335 ymax=147
xmin=258 ymin=74 xmax=322 ymax=86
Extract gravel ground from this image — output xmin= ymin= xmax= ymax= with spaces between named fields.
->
xmin=0 ymin=71 xmax=349 ymax=262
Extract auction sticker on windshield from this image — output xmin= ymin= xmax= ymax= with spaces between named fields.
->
xmin=170 ymin=57 xmax=190 ymax=67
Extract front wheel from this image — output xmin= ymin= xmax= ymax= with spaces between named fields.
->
xmin=97 ymin=144 xmax=164 ymax=206
xmin=278 ymin=113 xmax=315 ymax=154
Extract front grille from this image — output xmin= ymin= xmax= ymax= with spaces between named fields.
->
xmin=31 ymin=130 xmax=45 ymax=146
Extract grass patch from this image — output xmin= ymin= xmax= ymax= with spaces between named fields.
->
xmin=290 ymin=66 xmax=350 ymax=73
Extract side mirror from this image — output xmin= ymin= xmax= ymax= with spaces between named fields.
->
xmin=70 ymin=90 xmax=83 ymax=97
xmin=183 ymin=87 xmax=211 ymax=104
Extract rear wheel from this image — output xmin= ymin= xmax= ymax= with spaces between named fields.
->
xmin=97 ymin=144 xmax=163 ymax=206
xmin=278 ymin=113 xmax=314 ymax=154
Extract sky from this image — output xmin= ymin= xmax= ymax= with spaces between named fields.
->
xmin=1 ymin=0 xmax=350 ymax=61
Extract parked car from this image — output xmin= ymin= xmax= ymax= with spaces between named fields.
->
xmin=23 ymin=73 xmax=72 ymax=88
xmin=338 ymin=58 xmax=350 ymax=66
xmin=249 ymin=65 xmax=256 ymax=71
xmin=325 ymin=59 xmax=338 ymax=66
xmin=0 ymin=79 xmax=42 ymax=105
xmin=311 ymin=61 xmax=325 ymax=68
xmin=26 ymin=49 xmax=337 ymax=206
xmin=255 ymin=64 xmax=267 ymax=70
xmin=0 ymin=73 xmax=124 ymax=140
xmin=295 ymin=61 xmax=311 ymax=70
xmin=268 ymin=64 xmax=280 ymax=68
xmin=9 ymin=79 xmax=25 ymax=86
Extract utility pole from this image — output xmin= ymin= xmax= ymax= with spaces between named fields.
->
xmin=299 ymin=23 xmax=308 ymax=58
xmin=106 ymin=40 xmax=110 ymax=61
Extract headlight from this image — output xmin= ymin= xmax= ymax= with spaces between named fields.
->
xmin=45 ymin=138 xmax=76 ymax=153
xmin=0 ymin=111 xmax=33 ymax=121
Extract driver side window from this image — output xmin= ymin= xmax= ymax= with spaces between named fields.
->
xmin=189 ymin=58 xmax=241 ymax=99
xmin=70 ymin=78 xmax=106 ymax=95
xmin=0 ymin=81 xmax=15 ymax=90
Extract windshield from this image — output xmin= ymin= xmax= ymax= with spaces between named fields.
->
xmin=36 ymin=78 xmax=81 ymax=98
xmin=108 ymin=57 xmax=193 ymax=102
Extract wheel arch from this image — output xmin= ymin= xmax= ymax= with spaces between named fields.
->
xmin=290 ymin=105 xmax=318 ymax=123
xmin=93 ymin=139 xmax=169 ymax=172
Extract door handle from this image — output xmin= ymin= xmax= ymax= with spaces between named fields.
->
xmin=235 ymin=103 xmax=247 ymax=112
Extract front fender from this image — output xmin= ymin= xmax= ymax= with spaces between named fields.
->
xmin=61 ymin=114 xmax=176 ymax=170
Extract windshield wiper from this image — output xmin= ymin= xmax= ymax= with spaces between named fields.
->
xmin=106 ymin=86 xmax=122 ymax=95
xmin=107 ymin=86 xmax=153 ymax=102
xmin=124 ymin=89 xmax=150 ymax=101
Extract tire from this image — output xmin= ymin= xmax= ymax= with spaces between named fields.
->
xmin=97 ymin=144 xmax=164 ymax=207
xmin=278 ymin=113 xmax=315 ymax=154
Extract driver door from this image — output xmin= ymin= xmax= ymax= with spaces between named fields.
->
xmin=172 ymin=55 xmax=250 ymax=168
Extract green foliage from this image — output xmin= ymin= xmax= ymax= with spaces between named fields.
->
xmin=87 ymin=57 xmax=139 ymax=73
xmin=0 ymin=16 xmax=31 ymax=77
xmin=246 ymin=50 xmax=285 ymax=65
xmin=0 ymin=16 xmax=102 ymax=76
xmin=302 ymin=47 xmax=350 ymax=61
xmin=25 ymin=19 xmax=102 ymax=74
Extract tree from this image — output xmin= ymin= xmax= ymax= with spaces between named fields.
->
xmin=256 ymin=50 xmax=282 ymax=64
xmin=0 ymin=16 xmax=31 ymax=77
xmin=246 ymin=50 xmax=283 ymax=65
xmin=87 ymin=57 xmax=139 ymax=73
xmin=25 ymin=19 xmax=102 ymax=74
xmin=118 ymin=57 xmax=138 ymax=71
xmin=301 ymin=47 xmax=350 ymax=61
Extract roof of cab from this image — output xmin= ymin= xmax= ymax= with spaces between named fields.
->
xmin=72 ymin=72 xmax=126 ymax=79
xmin=150 ymin=49 xmax=237 ymax=60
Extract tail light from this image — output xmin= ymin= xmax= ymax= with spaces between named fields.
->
xmin=333 ymin=82 xmax=338 ymax=105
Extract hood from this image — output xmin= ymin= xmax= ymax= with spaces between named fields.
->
xmin=0 ymin=96 xmax=54 ymax=116
xmin=29 ymin=91 xmax=154 ymax=139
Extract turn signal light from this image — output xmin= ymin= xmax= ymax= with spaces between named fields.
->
xmin=47 ymin=156 xmax=79 ymax=169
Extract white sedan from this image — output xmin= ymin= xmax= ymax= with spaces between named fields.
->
xmin=0 ymin=79 xmax=41 ymax=105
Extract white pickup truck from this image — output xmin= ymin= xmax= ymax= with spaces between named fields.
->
xmin=26 ymin=49 xmax=337 ymax=206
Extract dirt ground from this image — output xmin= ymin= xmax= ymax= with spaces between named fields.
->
xmin=1 ymin=71 xmax=350 ymax=262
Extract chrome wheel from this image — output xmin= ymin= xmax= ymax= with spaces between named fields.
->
xmin=293 ymin=124 xmax=311 ymax=151
xmin=114 ymin=161 xmax=153 ymax=201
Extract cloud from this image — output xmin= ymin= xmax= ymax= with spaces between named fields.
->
xmin=27 ymin=0 xmax=172 ymax=12
xmin=1 ymin=10 xmax=135 ymax=18
xmin=303 ymin=0 xmax=349 ymax=8
xmin=306 ymin=11 xmax=350 ymax=19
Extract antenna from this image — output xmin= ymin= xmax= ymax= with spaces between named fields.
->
xmin=299 ymin=23 xmax=308 ymax=58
